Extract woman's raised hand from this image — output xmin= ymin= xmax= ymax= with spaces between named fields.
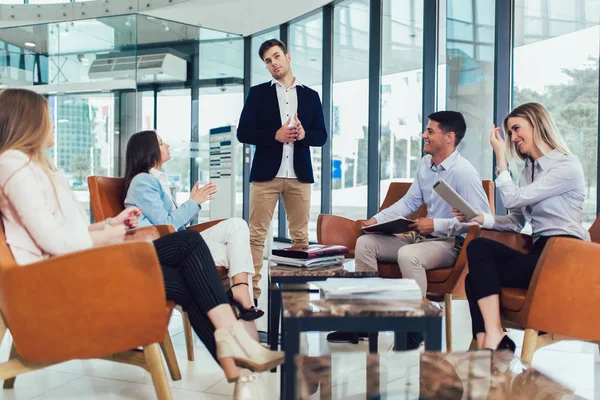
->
xmin=190 ymin=182 xmax=217 ymax=205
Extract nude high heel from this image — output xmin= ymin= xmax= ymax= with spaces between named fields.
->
xmin=215 ymin=320 xmax=284 ymax=382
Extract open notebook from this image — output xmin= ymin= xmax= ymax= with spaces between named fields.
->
xmin=361 ymin=217 xmax=415 ymax=235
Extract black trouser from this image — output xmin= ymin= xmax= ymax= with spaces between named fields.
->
xmin=153 ymin=230 xmax=229 ymax=361
xmin=465 ymin=235 xmax=578 ymax=338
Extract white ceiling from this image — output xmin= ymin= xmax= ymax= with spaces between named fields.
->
xmin=0 ymin=0 xmax=333 ymax=37
xmin=140 ymin=0 xmax=332 ymax=37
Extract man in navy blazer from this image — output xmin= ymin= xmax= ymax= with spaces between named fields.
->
xmin=238 ymin=39 xmax=327 ymax=301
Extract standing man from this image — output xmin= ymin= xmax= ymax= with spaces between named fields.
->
xmin=237 ymin=39 xmax=328 ymax=302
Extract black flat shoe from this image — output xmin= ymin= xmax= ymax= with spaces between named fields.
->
xmin=326 ymin=331 xmax=368 ymax=344
xmin=406 ymin=332 xmax=424 ymax=350
xmin=496 ymin=335 xmax=516 ymax=353
xmin=228 ymin=283 xmax=265 ymax=321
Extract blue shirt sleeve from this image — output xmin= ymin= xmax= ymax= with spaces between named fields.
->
xmin=125 ymin=174 xmax=200 ymax=230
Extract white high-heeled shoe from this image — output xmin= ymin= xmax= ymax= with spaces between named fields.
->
xmin=215 ymin=320 xmax=285 ymax=382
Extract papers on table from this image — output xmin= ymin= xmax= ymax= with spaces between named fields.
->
xmin=268 ymin=254 xmax=345 ymax=268
xmin=312 ymin=277 xmax=422 ymax=300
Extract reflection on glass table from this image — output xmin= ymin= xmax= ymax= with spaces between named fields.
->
xmin=296 ymin=350 xmax=576 ymax=400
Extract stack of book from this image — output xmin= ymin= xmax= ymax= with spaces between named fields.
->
xmin=313 ymin=277 xmax=422 ymax=300
xmin=269 ymin=244 xmax=349 ymax=268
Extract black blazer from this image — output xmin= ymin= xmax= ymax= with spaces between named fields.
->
xmin=237 ymin=81 xmax=328 ymax=183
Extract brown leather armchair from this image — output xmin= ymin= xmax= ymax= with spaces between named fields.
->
xmin=317 ymin=180 xmax=495 ymax=351
xmin=88 ymin=175 xmax=232 ymax=363
xmin=474 ymin=223 xmax=600 ymax=363
xmin=0 ymin=218 xmax=173 ymax=399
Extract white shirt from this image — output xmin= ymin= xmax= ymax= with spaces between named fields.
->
xmin=482 ymin=149 xmax=589 ymax=242
xmin=272 ymin=77 xmax=303 ymax=179
xmin=150 ymin=168 xmax=176 ymax=212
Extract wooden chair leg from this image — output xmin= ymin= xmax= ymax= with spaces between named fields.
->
xmin=159 ymin=332 xmax=182 ymax=381
xmin=444 ymin=293 xmax=452 ymax=352
xmin=0 ymin=315 xmax=7 ymax=346
xmin=144 ymin=343 xmax=173 ymax=400
xmin=521 ymin=328 xmax=539 ymax=364
xmin=182 ymin=312 xmax=195 ymax=362
xmin=3 ymin=343 xmax=19 ymax=389
xmin=468 ymin=339 xmax=478 ymax=351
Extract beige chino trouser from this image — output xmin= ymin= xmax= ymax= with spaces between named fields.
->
xmin=249 ymin=178 xmax=311 ymax=299
xmin=355 ymin=232 xmax=461 ymax=295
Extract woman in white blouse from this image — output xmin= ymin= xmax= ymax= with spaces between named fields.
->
xmin=454 ymin=102 xmax=589 ymax=352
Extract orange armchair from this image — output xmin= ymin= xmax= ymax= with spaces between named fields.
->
xmin=475 ymin=222 xmax=600 ymax=363
xmin=0 ymin=220 xmax=173 ymax=399
xmin=317 ymin=180 xmax=495 ymax=351
xmin=88 ymin=175 xmax=231 ymax=363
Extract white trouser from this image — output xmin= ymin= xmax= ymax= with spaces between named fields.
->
xmin=199 ymin=218 xmax=255 ymax=286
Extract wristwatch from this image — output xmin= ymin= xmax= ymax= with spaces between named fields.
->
xmin=495 ymin=165 xmax=508 ymax=176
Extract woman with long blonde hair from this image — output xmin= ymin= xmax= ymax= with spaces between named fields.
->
xmin=453 ymin=102 xmax=589 ymax=351
xmin=0 ymin=89 xmax=283 ymax=384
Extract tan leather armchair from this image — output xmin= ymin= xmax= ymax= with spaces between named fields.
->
xmin=88 ymin=175 xmax=232 ymax=363
xmin=317 ymin=180 xmax=495 ymax=351
xmin=0 ymin=218 xmax=173 ymax=399
xmin=474 ymin=223 xmax=600 ymax=363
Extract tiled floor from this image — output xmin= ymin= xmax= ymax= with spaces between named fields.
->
xmin=0 ymin=261 xmax=597 ymax=399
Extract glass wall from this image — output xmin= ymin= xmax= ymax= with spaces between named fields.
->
xmin=0 ymin=14 xmax=245 ymax=224
xmin=380 ymin=0 xmax=424 ymax=198
xmin=49 ymin=93 xmax=117 ymax=219
xmin=198 ymin=30 xmax=245 ymax=220
xmin=156 ymin=89 xmax=193 ymax=217
xmin=513 ymin=0 xmax=600 ymax=227
xmin=289 ymin=10 xmax=324 ymax=241
xmin=332 ymin=0 xmax=370 ymax=219
xmin=438 ymin=0 xmax=496 ymax=179
xmin=3 ymin=0 xmax=600 ymax=235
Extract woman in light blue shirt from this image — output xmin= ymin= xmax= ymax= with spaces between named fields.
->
xmin=454 ymin=102 xmax=588 ymax=352
xmin=123 ymin=131 xmax=262 ymax=322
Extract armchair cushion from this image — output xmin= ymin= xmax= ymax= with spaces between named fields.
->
xmin=500 ymin=288 xmax=526 ymax=312
xmin=0 ymin=242 xmax=169 ymax=363
xmin=521 ymin=238 xmax=600 ymax=340
xmin=87 ymin=176 xmax=126 ymax=221
xmin=316 ymin=214 xmax=363 ymax=254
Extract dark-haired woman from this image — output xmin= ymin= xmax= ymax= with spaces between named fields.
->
xmin=123 ymin=130 xmax=262 ymax=321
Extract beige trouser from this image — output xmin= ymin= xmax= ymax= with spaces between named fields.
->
xmin=355 ymin=232 xmax=461 ymax=295
xmin=250 ymin=178 xmax=311 ymax=299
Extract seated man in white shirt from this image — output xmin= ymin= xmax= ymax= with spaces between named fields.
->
xmin=327 ymin=111 xmax=492 ymax=346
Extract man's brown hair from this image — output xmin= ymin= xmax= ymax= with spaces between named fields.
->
xmin=258 ymin=39 xmax=287 ymax=60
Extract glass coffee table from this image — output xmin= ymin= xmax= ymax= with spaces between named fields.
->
xmin=280 ymin=291 xmax=443 ymax=399
xmin=295 ymin=350 xmax=577 ymax=399
xmin=268 ymin=259 xmax=378 ymax=351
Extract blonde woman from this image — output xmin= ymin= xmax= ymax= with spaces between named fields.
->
xmin=453 ymin=102 xmax=589 ymax=351
xmin=0 ymin=89 xmax=283 ymax=383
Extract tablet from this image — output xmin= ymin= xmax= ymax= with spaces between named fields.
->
xmin=433 ymin=179 xmax=479 ymax=221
